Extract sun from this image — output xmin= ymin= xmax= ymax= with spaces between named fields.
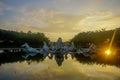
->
xmin=105 ymin=49 xmax=111 ymax=55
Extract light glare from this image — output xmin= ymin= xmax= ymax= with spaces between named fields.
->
xmin=105 ymin=49 xmax=111 ymax=55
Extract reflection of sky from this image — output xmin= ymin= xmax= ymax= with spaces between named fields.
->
xmin=0 ymin=0 xmax=120 ymax=41
xmin=0 ymin=57 xmax=120 ymax=80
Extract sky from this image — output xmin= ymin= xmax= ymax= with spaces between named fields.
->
xmin=0 ymin=0 xmax=120 ymax=41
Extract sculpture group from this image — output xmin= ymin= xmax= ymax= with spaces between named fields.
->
xmin=21 ymin=37 xmax=97 ymax=59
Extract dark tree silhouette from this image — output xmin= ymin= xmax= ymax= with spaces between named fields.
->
xmin=0 ymin=29 xmax=50 ymax=47
xmin=71 ymin=28 xmax=120 ymax=48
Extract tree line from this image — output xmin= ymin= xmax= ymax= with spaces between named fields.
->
xmin=71 ymin=28 xmax=120 ymax=48
xmin=1 ymin=28 xmax=120 ymax=48
xmin=0 ymin=29 xmax=49 ymax=47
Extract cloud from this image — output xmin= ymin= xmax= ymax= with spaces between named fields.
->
xmin=12 ymin=8 xmax=84 ymax=41
xmin=0 ymin=5 xmax=120 ymax=41
xmin=14 ymin=8 xmax=86 ymax=33
xmin=74 ymin=11 xmax=119 ymax=31
xmin=0 ymin=2 xmax=14 ymax=15
xmin=0 ymin=2 xmax=5 ymax=15
xmin=52 ymin=0 xmax=74 ymax=2
xmin=98 ymin=15 xmax=120 ymax=22
xmin=0 ymin=20 xmax=17 ymax=31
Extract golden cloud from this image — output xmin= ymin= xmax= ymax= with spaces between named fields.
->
xmin=0 ymin=8 xmax=120 ymax=41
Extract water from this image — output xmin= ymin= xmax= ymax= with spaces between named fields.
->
xmin=0 ymin=53 xmax=120 ymax=80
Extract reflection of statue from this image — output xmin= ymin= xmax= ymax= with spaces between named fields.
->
xmin=55 ymin=53 xmax=64 ymax=66
xmin=48 ymin=52 xmax=64 ymax=66
xmin=48 ymin=51 xmax=75 ymax=66
xmin=57 ymin=37 xmax=62 ymax=50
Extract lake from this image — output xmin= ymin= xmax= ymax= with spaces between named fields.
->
xmin=0 ymin=53 xmax=120 ymax=80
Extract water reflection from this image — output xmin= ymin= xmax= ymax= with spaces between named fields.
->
xmin=0 ymin=51 xmax=120 ymax=67
xmin=0 ymin=53 xmax=120 ymax=80
xmin=0 ymin=52 xmax=73 ymax=67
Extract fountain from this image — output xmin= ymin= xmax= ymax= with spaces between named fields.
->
xmin=42 ymin=42 xmax=49 ymax=52
xmin=56 ymin=37 xmax=62 ymax=50
xmin=50 ymin=42 xmax=55 ymax=51
xmin=69 ymin=42 xmax=75 ymax=51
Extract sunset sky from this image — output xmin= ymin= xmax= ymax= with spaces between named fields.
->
xmin=0 ymin=0 xmax=120 ymax=41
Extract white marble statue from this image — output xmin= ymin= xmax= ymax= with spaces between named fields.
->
xmin=21 ymin=43 xmax=41 ymax=59
xmin=42 ymin=42 xmax=49 ymax=52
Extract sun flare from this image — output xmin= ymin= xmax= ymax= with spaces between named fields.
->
xmin=105 ymin=49 xmax=111 ymax=55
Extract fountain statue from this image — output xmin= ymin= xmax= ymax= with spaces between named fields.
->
xmin=69 ymin=42 xmax=75 ymax=51
xmin=43 ymin=42 xmax=49 ymax=51
xmin=50 ymin=42 xmax=56 ymax=51
xmin=56 ymin=37 xmax=62 ymax=50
